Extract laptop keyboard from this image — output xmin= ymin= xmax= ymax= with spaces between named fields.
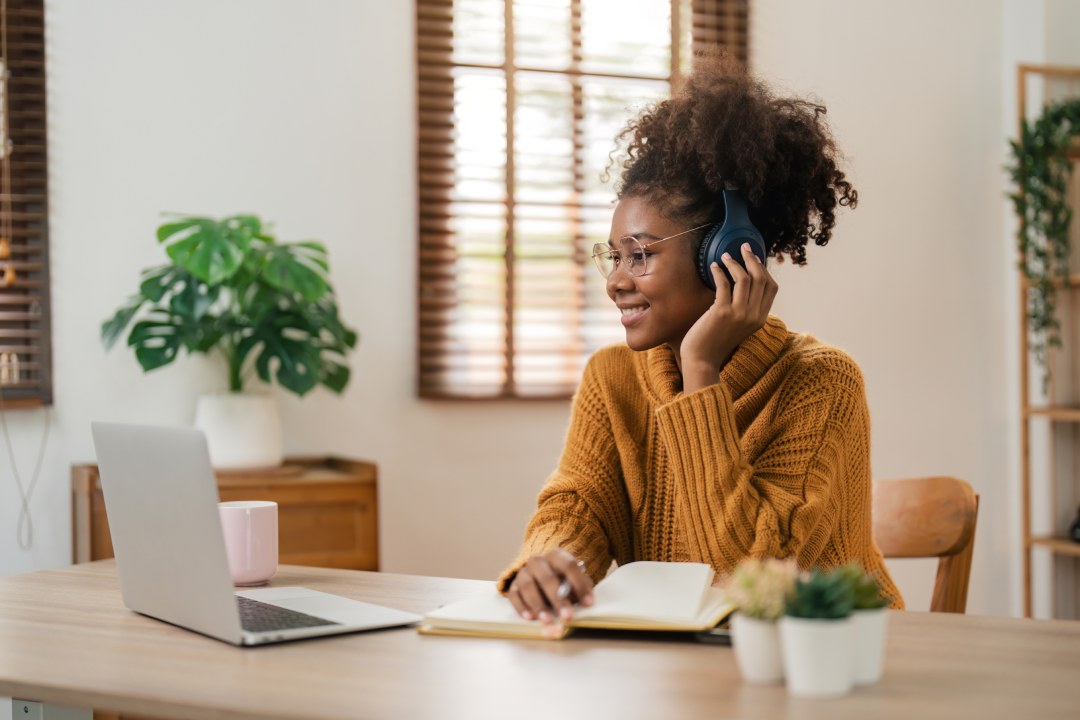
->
xmin=236 ymin=595 xmax=340 ymax=633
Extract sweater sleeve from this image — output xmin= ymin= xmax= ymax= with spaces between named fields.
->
xmin=496 ymin=354 xmax=633 ymax=593
xmin=655 ymin=355 xmax=867 ymax=573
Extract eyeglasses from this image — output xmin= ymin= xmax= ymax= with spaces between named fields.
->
xmin=590 ymin=224 xmax=711 ymax=279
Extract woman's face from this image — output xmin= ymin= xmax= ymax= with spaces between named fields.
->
xmin=605 ymin=195 xmax=715 ymax=354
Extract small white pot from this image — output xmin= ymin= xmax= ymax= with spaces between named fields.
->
xmin=730 ymin=613 xmax=784 ymax=684
xmin=779 ymin=616 xmax=854 ymax=698
xmin=851 ymin=607 xmax=889 ymax=685
xmin=194 ymin=392 xmax=284 ymax=470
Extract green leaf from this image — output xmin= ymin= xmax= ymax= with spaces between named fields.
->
xmin=138 ymin=265 xmax=177 ymax=302
xmin=261 ymin=243 xmax=331 ymax=302
xmin=157 ymin=218 xmax=210 ymax=244
xmin=169 ymin=277 xmax=218 ymax=321
xmin=192 ymin=325 xmax=225 ymax=353
xmin=320 ymin=360 xmax=350 ymax=393
xmin=160 ymin=218 xmax=249 ymax=285
xmin=128 ymin=315 xmax=184 ymax=371
xmin=254 ymin=333 xmax=321 ymax=396
xmin=101 ymin=301 xmax=144 ymax=350
xmin=225 ymin=215 xmax=262 ymax=237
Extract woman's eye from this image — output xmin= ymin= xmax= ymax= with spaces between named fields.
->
xmin=630 ymin=251 xmax=647 ymax=263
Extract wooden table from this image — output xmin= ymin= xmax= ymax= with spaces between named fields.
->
xmin=1 ymin=562 xmax=1079 ymax=720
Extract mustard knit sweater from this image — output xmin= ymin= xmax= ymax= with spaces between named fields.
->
xmin=498 ymin=315 xmax=903 ymax=609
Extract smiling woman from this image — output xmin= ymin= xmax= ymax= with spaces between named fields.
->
xmin=498 ymin=56 xmax=903 ymax=624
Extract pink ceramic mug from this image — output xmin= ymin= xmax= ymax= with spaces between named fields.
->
xmin=219 ymin=500 xmax=278 ymax=586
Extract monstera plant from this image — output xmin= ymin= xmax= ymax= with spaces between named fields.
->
xmin=102 ymin=215 xmax=357 ymax=468
xmin=103 ymin=214 xmax=356 ymax=396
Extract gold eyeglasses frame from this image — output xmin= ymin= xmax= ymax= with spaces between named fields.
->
xmin=590 ymin=223 xmax=712 ymax=278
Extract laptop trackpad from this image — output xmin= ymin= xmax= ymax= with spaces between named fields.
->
xmin=236 ymin=586 xmax=421 ymax=627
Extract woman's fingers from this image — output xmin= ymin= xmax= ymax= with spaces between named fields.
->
xmin=722 ymin=251 xmax=751 ymax=309
xmin=506 ymin=579 xmax=530 ymax=619
xmin=551 ymin=550 xmax=594 ymax=608
xmin=742 ymin=243 xmax=768 ymax=311
xmin=709 ymin=261 xmax=730 ymax=303
xmin=526 ymin=556 xmax=566 ymax=623
xmin=509 ymin=552 xmax=594 ymax=623
xmin=514 ymin=566 xmax=551 ymax=621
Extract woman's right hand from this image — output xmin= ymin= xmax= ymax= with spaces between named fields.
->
xmin=507 ymin=548 xmax=595 ymax=624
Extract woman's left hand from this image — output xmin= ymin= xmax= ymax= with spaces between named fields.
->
xmin=680 ymin=242 xmax=779 ymax=393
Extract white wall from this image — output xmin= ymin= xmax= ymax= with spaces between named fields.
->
xmin=0 ymin=0 xmax=568 ymax=586
xmin=753 ymin=0 xmax=1010 ymax=613
xmin=0 ymin=0 xmax=1066 ymax=619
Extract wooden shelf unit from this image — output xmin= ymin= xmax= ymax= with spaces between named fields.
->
xmin=72 ymin=456 xmax=379 ymax=571
xmin=1026 ymin=406 xmax=1080 ymax=422
xmin=1029 ymin=535 xmax=1080 ymax=558
xmin=1018 ymin=64 xmax=1080 ymax=618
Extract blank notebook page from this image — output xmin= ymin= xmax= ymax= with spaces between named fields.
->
xmin=575 ymin=561 xmax=713 ymax=623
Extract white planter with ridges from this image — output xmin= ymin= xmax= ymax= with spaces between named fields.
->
xmin=779 ymin=616 xmax=854 ymax=698
xmin=851 ymin=608 xmax=888 ymax=685
xmin=194 ymin=392 xmax=283 ymax=470
xmin=730 ymin=613 xmax=784 ymax=684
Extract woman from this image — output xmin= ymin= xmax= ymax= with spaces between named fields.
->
xmin=500 ymin=60 xmax=902 ymax=623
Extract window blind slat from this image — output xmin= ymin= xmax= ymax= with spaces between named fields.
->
xmin=416 ymin=0 xmax=747 ymax=399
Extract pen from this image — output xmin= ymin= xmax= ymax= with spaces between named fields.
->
xmin=556 ymin=578 xmax=573 ymax=602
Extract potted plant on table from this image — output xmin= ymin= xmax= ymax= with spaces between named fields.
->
xmin=779 ymin=567 xmax=856 ymax=698
xmin=724 ymin=558 xmax=798 ymax=684
xmin=102 ymin=214 xmax=358 ymax=469
xmin=836 ymin=562 xmax=890 ymax=686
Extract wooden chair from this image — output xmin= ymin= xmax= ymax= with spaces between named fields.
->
xmin=872 ymin=476 xmax=979 ymax=613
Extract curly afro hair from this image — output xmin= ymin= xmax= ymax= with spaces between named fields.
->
xmin=611 ymin=56 xmax=857 ymax=265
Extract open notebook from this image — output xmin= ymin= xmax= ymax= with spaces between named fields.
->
xmin=419 ymin=561 xmax=735 ymax=640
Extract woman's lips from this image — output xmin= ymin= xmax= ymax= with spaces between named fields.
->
xmin=619 ymin=306 xmax=649 ymax=327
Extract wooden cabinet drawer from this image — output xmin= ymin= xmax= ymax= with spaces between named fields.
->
xmin=72 ymin=457 xmax=379 ymax=571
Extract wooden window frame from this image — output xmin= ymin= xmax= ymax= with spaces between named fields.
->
xmin=416 ymin=0 xmax=748 ymax=400
xmin=0 ymin=0 xmax=50 ymax=408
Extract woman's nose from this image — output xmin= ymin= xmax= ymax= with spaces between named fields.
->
xmin=606 ymin=262 xmax=635 ymax=295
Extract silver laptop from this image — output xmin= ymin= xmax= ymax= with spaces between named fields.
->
xmin=90 ymin=421 xmax=421 ymax=646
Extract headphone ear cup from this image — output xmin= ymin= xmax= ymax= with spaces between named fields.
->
xmin=697 ymin=224 xmax=723 ymax=289
xmin=703 ymin=231 xmax=768 ymax=292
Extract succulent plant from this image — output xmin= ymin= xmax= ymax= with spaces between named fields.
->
xmin=724 ymin=558 xmax=798 ymax=621
xmin=785 ymin=568 xmax=855 ymax=620
xmin=835 ymin=563 xmax=889 ymax=610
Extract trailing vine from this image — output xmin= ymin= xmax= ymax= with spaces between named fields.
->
xmin=1007 ymin=97 xmax=1080 ymax=392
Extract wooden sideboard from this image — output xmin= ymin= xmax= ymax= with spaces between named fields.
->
xmin=72 ymin=457 xmax=379 ymax=571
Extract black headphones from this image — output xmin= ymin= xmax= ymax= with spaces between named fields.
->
xmin=696 ymin=188 xmax=767 ymax=291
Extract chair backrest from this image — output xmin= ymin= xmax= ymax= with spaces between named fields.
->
xmin=872 ymin=476 xmax=979 ymax=613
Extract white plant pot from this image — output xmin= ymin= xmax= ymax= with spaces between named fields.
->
xmin=730 ymin=613 xmax=784 ymax=684
xmin=779 ymin=616 xmax=854 ymax=698
xmin=851 ymin=608 xmax=889 ymax=685
xmin=194 ymin=393 xmax=284 ymax=470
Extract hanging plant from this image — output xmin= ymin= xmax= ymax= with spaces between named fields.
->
xmin=1007 ymin=97 xmax=1080 ymax=393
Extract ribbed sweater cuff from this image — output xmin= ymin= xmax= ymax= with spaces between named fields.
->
xmin=655 ymin=383 xmax=760 ymax=567
xmin=495 ymin=501 xmax=612 ymax=594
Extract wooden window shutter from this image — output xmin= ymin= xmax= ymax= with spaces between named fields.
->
xmin=691 ymin=0 xmax=749 ymax=65
xmin=0 ymin=0 xmax=49 ymax=408
xmin=416 ymin=0 xmax=748 ymax=399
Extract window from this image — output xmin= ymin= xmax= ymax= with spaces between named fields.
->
xmin=416 ymin=0 xmax=748 ymax=398
xmin=0 ymin=0 xmax=49 ymax=407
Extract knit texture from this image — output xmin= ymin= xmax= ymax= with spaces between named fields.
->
xmin=498 ymin=315 xmax=903 ymax=609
